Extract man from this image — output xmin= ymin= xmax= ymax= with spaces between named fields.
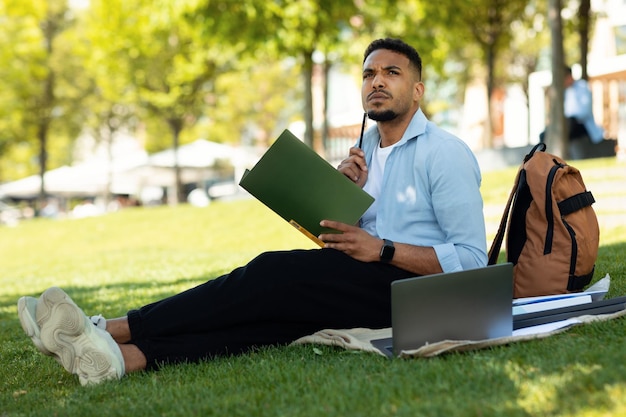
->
xmin=18 ymin=38 xmax=487 ymax=385
xmin=540 ymin=66 xmax=604 ymax=158
xmin=563 ymin=66 xmax=604 ymax=159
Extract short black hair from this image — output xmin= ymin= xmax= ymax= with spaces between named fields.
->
xmin=363 ymin=38 xmax=422 ymax=80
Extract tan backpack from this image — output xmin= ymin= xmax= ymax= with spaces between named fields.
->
xmin=488 ymin=143 xmax=600 ymax=298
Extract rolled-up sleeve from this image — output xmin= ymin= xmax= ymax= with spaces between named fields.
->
xmin=371 ymin=109 xmax=488 ymax=273
xmin=428 ymin=140 xmax=487 ymax=272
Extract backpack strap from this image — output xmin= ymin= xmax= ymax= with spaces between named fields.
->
xmin=487 ymin=143 xmax=546 ymax=265
xmin=488 ymin=167 xmax=521 ymax=265
xmin=558 ymin=191 xmax=595 ymax=216
xmin=524 ymin=142 xmax=546 ymax=162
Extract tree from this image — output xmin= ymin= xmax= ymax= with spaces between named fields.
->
xmin=355 ymin=0 xmax=469 ymax=122
xmin=207 ymin=58 xmax=301 ymax=147
xmin=500 ymin=0 xmax=551 ymax=142
xmin=546 ymin=0 xmax=567 ymax=158
xmin=261 ymin=0 xmax=367 ymax=148
xmin=577 ymin=0 xmax=591 ymax=80
xmin=421 ymin=0 xmax=529 ymax=148
xmin=91 ymin=0 xmax=243 ymax=204
xmin=0 ymin=3 xmax=36 ymax=181
xmin=78 ymin=0 xmax=144 ymax=204
xmin=0 ymin=0 xmax=89 ymax=211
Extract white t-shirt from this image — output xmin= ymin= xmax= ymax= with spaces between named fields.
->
xmin=360 ymin=139 xmax=400 ymax=237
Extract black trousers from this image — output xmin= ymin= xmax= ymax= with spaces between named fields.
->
xmin=567 ymin=117 xmax=588 ymax=140
xmin=539 ymin=117 xmax=589 ymax=143
xmin=127 ymin=248 xmax=415 ymax=368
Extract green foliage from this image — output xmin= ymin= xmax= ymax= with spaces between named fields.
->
xmin=0 ymin=0 xmax=87 ymax=178
xmin=115 ymin=0 xmax=226 ymax=128
xmin=0 ymin=0 xmax=597 ymax=183
xmin=208 ymin=59 xmax=302 ymax=145
xmin=504 ymin=0 xmax=551 ymax=92
xmin=1 ymin=158 xmax=625 ymax=416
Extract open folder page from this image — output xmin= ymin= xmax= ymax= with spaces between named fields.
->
xmin=239 ymin=129 xmax=375 ymax=246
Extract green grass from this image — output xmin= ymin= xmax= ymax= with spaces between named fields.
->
xmin=1 ymin=157 xmax=625 ymax=417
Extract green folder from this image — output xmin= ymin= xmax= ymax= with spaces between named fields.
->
xmin=239 ymin=129 xmax=375 ymax=246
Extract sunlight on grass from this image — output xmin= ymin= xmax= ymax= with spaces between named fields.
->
xmin=506 ymin=362 xmax=602 ymax=414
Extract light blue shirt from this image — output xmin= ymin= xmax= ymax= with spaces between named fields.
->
xmin=359 ymin=108 xmax=487 ymax=272
xmin=564 ymin=79 xmax=604 ymax=143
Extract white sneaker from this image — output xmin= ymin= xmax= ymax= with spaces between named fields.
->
xmin=37 ymin=287 xmax=125 ymax=386
xmin=18 ymin=297 xmax=106 ymax=364
xmin=17 ymin=296 xmax=56 ymax=358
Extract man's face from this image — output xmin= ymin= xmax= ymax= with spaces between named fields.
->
xmin=361 ymin=49 xmax=423 ymax=122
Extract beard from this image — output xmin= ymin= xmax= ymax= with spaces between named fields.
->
xmin=367 ymin=109 xmax=398 ymax=122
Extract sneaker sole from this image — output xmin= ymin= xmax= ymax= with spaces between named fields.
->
xmin=17 ymin=296 xmax=54 ymax=356
xmin=37 ymin=287 xmax=123 ymax=385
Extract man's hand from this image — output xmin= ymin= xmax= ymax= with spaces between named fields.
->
xmin=320 ymin=220 xmax=443 ymax=275
xmin=337 ymin=147 xmax=368 ymax=188
xmin=318 ymin=220 xmax=381 ymax=262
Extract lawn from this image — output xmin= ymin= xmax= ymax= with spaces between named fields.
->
xmin=1 ymin=156 xmax=625 ymax=417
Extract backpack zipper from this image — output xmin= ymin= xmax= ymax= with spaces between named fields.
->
xmin=543 ymin=161 xmax=563 ymax=254
xmin=562 ymin=217 xmax=578 ymax=276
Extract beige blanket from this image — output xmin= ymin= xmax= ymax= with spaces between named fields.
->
xmin=292 ymin=309 xmax=626 ymax=358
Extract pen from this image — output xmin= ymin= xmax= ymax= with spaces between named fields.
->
xmin=357 ymin=112 xmax=367 ymax=149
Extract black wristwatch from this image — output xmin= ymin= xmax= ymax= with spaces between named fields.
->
xmin=379 ymin=239 xmax=395 ymax=263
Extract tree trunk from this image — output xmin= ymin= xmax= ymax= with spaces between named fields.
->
xmin=37 ymin=12 xmax=58 ymax=214
xmin=104 ymin=120 xmax=117 ymax=208
xmin=37 ymin=120 xmax=49 ymax=213
xmin=547 ymin=0 xmax=568 ymax=159
xmin=168 ymin=118 xmax=184 ymax=204
xmin=578 ymin=0 xmax=591 ymax=81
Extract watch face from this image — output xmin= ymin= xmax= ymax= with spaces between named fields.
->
xmin=381 ymin=240 xmax=395 ymax=262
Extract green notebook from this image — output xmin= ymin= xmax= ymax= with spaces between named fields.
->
xmin=239 ymin=129 xmax=375 ymax=246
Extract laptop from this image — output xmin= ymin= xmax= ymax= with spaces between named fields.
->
xmin=371 ymin=263 xmax=514 ymax=357
xmin=513 ymin=295 xmax=626 ymax=330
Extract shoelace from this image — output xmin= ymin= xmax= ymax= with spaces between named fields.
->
xmin=90 ymin=314 xmax=106 ymax=330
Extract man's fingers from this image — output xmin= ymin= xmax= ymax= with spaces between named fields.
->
xmin=320 ymin=219 xmax=350 ymax=232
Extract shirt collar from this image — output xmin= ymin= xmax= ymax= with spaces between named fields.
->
xmin=362 ymin=107 xmax=428 ymax=152
xmin=398 ymin=107 xmax=428 ymax=145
